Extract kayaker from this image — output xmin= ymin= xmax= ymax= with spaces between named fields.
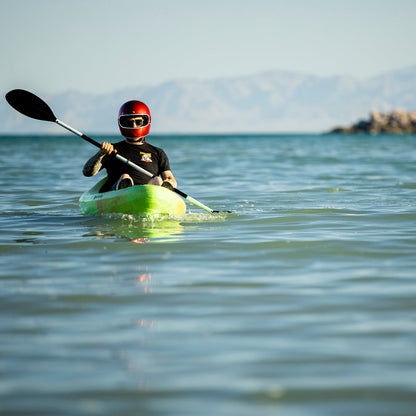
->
xmin=83 ymin=100 xmax=177 ymax=192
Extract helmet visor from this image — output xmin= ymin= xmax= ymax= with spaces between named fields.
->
xmin=119 ymin=114 xmax=150 ymax=129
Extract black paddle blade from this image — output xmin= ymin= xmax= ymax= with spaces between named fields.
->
xmin=5 ymin=89 xmax=56 ymax=122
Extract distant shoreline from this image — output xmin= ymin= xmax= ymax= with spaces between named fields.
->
xmin=329 ymin=110 xmax=416 ymax=134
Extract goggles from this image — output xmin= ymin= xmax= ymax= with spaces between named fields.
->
xmin=119 ymin=114 xmax=150 ymax=129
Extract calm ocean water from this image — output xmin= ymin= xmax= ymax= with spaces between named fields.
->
xmin=0 ymin=133 xmax=415 ymax=416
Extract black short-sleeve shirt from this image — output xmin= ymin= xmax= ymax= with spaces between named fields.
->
xmin=100 ymin=140 xmax=171 ymax=191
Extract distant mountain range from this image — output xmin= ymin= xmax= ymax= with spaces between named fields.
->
xmin=2 ymin=66 xmax=416 ymax=134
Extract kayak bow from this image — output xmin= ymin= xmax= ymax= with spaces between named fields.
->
xmin=79 ymin=178 xmax=186 ymax=216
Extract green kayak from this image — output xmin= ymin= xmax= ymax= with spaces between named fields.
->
xmin=79 ymin=178 xmax=186 ymax=216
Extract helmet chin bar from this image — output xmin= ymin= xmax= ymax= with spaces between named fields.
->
xmin=126 ymin=136 xmax=146 ymax=143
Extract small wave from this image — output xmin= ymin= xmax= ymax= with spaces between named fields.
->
xmin=398 ymin=181 xmax=416 ymax=189
xmin=283 ymin=187 xmax=349 ymax=194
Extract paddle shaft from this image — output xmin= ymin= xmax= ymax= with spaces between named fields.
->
xmin=56 ymin=119 xmax=218 ymax=213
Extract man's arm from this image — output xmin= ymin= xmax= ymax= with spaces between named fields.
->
xmin=82 ymin=152 xmax=105 ymax=177
xmin=82 ymin=142 xmax=115 ymax=177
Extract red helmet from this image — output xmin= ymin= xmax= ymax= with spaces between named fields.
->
xmin=118 ymin=100 xmax=151 ymax=139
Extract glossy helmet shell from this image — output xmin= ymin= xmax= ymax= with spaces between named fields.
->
xmin=118 ymin=100 xmax=151 ymax=138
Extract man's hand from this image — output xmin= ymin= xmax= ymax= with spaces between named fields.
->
xmin=161 ymin=181 xmax=174 ymax=191
xmin=99 ymin=142 xmax=115 ymax=156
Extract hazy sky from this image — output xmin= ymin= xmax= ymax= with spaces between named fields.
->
xmin=1 ymin=0 xmax=416 ymax=95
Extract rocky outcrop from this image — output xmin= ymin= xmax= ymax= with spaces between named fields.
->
xmin=330 ymin=110 xmax=416 ymax=134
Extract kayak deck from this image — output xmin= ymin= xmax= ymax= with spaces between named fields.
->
xmin=79 ymin=178 xmax=186 ymax=216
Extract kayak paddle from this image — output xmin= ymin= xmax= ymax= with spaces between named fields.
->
xmin=5 ymin=89 xmax=230 ymax=214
